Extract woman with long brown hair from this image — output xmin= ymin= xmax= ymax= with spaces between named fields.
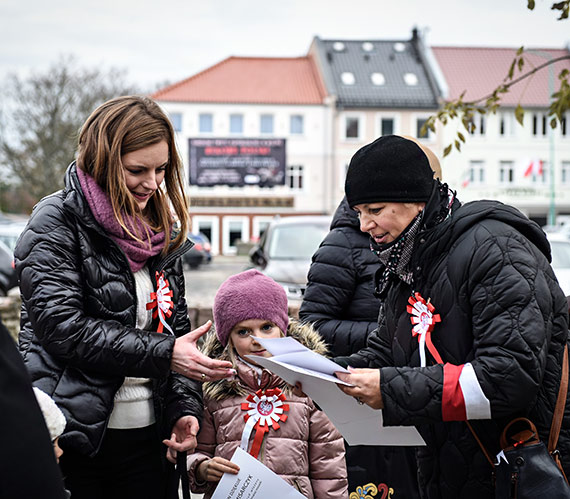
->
xmin=15 ymin=95 xmax=235 ymax=499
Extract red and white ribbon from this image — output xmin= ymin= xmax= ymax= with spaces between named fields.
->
xmin=407 ymin=292 xmax=442 ymax=367
xmin=146 ymin=271 xmax=174 ymax=334
xmin=240 ymin=388 xmax=289 ymax=458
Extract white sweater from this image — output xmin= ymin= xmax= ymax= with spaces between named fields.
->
xmin=108 ymin=267 xmax=155 ymax=429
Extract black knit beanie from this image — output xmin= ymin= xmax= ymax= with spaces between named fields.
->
xmin=345 ymin=135 xmax=434 ymax=207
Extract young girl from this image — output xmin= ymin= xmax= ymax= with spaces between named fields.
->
xmin=15 ymin=95 xmax=233 ymax=499
xmin=187 ymin=269 xmax=348 ymax=498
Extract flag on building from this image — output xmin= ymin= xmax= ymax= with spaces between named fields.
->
xmin=523 ymin=159 xmax=544 ymax=178
xmin=461 ymin=171 xmax=471 ymax=188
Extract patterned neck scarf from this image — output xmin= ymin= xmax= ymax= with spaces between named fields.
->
xmin=372 ymin=212 xmax=423 ymax=295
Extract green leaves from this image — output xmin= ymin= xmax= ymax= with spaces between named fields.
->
xmin=515 ymin=104 xmax=525 ymax=125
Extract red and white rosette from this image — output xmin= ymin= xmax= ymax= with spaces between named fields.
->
xmin=146 ymin=271 xmax=174 ymax=334
xmin=407 ymin=292 xmax=442 ymax=367
xmin=240 ymin=388 xmax=289 ymax=458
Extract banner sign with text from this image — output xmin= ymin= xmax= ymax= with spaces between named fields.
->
xmin=189 ymin=138 xmax=286 ymax=187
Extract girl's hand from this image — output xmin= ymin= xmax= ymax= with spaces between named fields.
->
xmin=335 ymin=367 xmax=384 ymax=409
xmin=171 ymin=321 xmax=236 ymax=381
xmin=197 ymin=457 xmax=240 ymax=482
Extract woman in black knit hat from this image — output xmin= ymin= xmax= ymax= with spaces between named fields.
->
xmin=334 ymin=135 xmax=570 ymax=499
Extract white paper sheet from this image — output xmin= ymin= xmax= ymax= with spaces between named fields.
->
xmin=247 ymin=336 xmax=425 ymax=446
xmin=211 ymin=447 xmax=305 ymax=499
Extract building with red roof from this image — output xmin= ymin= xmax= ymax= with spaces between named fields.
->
xmin=152 ymin=55 xmax=333 ymax=257
xmin=432 ymin=45 xmax=570 ymax=224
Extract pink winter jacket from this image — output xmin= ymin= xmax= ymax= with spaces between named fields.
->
xmin=187 ymin=321 xmax=348 ymax=498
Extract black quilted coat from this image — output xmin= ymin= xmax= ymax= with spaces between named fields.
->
xmin=300 ymin=197 xmax=420 ymax=498
xmin=338 ymin=182 xmax=570 ymax=499
xmin=15 ymin=163 xmax=203 ymax=458
xmin=300 ymin=196 xmax=381 ymax=356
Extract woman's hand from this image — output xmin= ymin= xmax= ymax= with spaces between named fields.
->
xmin=197 ymin=456 xmax=240 ymax=482
xmin=335 ymin=367 xmax=384 ymax=409
xmin=171 ymin=321 xmax=235 ymax=381
xmin=163 ymin=415 xmax=200 ymax=463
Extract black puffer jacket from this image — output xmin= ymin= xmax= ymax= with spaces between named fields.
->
xmin=339 ymin=183 xmax=570 ymax=499
xmin=300 ymin=197 xmax=381 ymax=356
xmin=15 ymin=163 xmax=203 ymax=457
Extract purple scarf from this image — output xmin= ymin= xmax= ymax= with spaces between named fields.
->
xmin=77 ymin=167 xmax=166 ymax=272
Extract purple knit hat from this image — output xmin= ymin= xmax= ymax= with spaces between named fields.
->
xmin=213 ymin=269 xmax=289 ymax=346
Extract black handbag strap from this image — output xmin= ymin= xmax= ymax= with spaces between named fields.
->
xmin=177 ymin=451 xmax=191 ymax=499
xmin=468 ymin=343 xmax=569 ymax=468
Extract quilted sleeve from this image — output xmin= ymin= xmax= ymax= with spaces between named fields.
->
xmin=300 ymin=229 xmax=378 ymax=356
xmin=381 ymin=223 xmax=560 ymax=426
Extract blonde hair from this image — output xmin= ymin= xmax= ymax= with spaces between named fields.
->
xmin=76 ymin=95 xmax=189 ymax=253
xmin=401 ymin=135 xmax=442 ymax=181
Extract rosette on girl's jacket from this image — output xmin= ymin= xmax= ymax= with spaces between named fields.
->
xmin=240 ymin=388 xmax=289 ymax=458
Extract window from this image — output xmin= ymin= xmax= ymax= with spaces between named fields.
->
xmin=380 ymin=117 xmax=394 ymax=136
xmin=532 ymin=113 xmax=548 ymax=137
xmin=562 ymin=161 xmax=570 ymax=184
xmin=371 ymin=72 xmax=385 ymax=86
xmin=403 ymin=72 xmax=418 ymax=86
xmin=499 ymin=161 xmax=515 ymax=184
xmin=561 ymin=115 xmax=567 ymax=137
xmin=286 ymin=165 xmax=304 ymax=190
xmin=199 ymin=113 xmax=213 ymax=133
xmin=467 ymin=160 xmax=486 ymax=185
xmin=341 ymin=72 xmax=355 ymax=85
xmin=290 ymin=115 xmax=304 ymax=135
xmin=345 ymin=117 xmax=360 ymax=139
xmin=170 ymin=113 xmax=182 ymax=132
xmin=362 ymin=42 xmax=374 ymax=52
xmin=260 ymin=114 xmax=273 ymax=134
xmin=499 ymin=112 xmax=516 ymax=137
xmin=530 ymin=160 xmax=548 ymax=184
xmin=416 ymin=117 xmax=432 ymax=140
xmin=467 ymin=114 xmax=486 ymax=136
xmin=230 ymin=114 xmax=243 ymax=134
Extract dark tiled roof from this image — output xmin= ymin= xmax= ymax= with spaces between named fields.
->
xmin=313 ymin=36 xmax=440 ymax=109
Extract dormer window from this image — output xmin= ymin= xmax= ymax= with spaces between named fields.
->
xmin=371 ymin=72 xmax=385 ymax=86
xmin=403 ymin=72 xmax=418 ymax=86
xmin=393 ymin=42 xmax=406 ymax=52
xmin=333 ymin=42 xmax=345 ymax=52
xmin=341 ymin=72 xmax=355 ymax=85
xmin=362 ymin=42 xmax=374 ymax=52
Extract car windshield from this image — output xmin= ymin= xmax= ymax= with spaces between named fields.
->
xmin=267 ymin=223 xmax=329 ymax=259
xmin=551 ymin=241 xmax=570 ymax=269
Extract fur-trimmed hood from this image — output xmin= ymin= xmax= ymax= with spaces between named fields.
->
xmin=201 ymin=319 xmax=328 ymax=401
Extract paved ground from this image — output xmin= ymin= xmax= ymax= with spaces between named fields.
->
xmin=184 ymin=255 xmax=251 ymax=309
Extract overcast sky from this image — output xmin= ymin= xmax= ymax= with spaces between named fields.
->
xmin=1 ymin=0 xmax=569 ymax=90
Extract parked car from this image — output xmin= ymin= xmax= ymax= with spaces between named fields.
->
xmin=0 ymin=239 xmax=17 ymax=295
xmin=0 ymin=220 xmax=27 ymax=251
xmin=548 ymin=232 xmax=570 ymax=296
xmin=190 ymin=232 xmax=212 ymax=263
xmin=248 ymin=215 xmax=331 ymax=302
xmin=182 ymin=232 xmax=213 ymax=269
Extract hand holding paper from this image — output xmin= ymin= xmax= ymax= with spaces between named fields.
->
xmin=211 ymin=447 xmax=305 ymax=499
xmin=246 ymin=336 xmax=424 ymax=446
xmin=335 ymin=367 xmax=384 ymax=409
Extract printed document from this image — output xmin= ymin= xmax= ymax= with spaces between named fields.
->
xmin=211 ymin=447 xmax=304 ymax=499
xmin=247 ymin=336 xmax=425 ymax=446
